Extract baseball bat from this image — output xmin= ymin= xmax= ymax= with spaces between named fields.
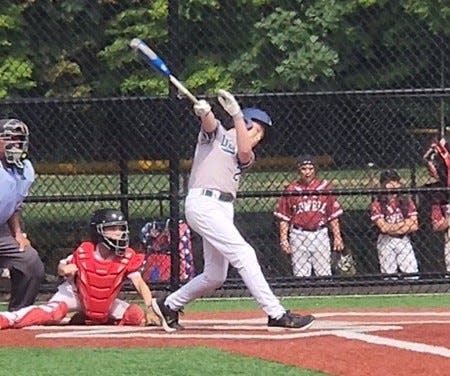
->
xmin=129 ymin=38 xmax=199 ymax=104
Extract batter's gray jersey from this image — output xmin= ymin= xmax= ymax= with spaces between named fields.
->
xmin=0 ymin=160 xmax=35 ymax=225
xmin=188 ymin=122 xmax=254 ymax=197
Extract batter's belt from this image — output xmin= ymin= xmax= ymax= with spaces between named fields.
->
xmin=188 ymin=188 xmax=234 ymax=202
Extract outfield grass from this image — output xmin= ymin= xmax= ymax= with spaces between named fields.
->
xmin=26 ymin=166 xmax=431 ymax=223
xmin=1 ymin=294 xmax=448 ymax=376
xmin=186 ymin=294 xmax=450 ymax=312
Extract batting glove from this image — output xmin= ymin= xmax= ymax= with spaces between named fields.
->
xmin=193 ymin=99 xmax=211 ymax=118
xmin=217 ymin=89 xmax=243 ymax=119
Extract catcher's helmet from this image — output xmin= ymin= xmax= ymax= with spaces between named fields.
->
xmin=242 ymin=108 xmax=272 ymax=130
xmin=0 ymin=119 xmax=29 ymax=169
xmin=90 ymin=208 xmax=129 ymax=256
xmin=379 ymin=169 xmax=401 ymax=187
xmin=423 ymin=138 xmax=450 ymax=187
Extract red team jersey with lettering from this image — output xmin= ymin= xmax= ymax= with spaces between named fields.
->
xmin=70 ymin=242 xmax=145 ymax=322
xmin=370 ymin=198 xmax=417 ymax=224
xmin=274 ymin=179 xmax=343 ymax=230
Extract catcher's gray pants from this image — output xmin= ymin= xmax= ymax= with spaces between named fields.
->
xmin=0 ymin=224 xmax=45 ymax=311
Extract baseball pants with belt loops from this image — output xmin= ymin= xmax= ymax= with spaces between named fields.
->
xmin=289 ymin=227 xmax=331 ymax=277
xmin=166 ymin=188 xmax=286 ymax=319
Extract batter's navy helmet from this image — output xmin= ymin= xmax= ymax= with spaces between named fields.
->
xmin=242 ymin=108 xmax=272 ymax=129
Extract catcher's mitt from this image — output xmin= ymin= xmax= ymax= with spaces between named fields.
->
xmin=145 ymin=306 xmax=161 ymax=326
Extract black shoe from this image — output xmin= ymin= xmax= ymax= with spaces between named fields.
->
xmin=267 ymin=310 xmax=315 ymax=331
xmin=151 ymin=297 xmax=183 ymax=332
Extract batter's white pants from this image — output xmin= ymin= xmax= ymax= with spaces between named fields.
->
xmin=289 ymin=227 xmax=331 ymax=277
xmin=376 ymin=234 xmax=418 ymax=276
xmin=166 ymin=189 xmax=286 ymax=319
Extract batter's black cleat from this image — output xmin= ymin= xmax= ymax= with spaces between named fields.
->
xmin=267 ymin=310 xmax=315 ymax=331
xmin=151 ymin=297 xmax=184 ymax=333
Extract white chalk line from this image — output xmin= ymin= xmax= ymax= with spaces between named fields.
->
xmin=333 ymin=330 xmax=450 ymax=358
xmin=28 ymin=311 xmax=450 ymax=358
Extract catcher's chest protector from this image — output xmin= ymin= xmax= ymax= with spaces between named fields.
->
xmin=73 ymin=242 xmax=135 ymax=322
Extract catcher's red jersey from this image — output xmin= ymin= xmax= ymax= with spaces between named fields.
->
xmin=71 ymin=242 xmax=144 ymax=323
xmin=274 ymin=179 xmax=343 ymax=229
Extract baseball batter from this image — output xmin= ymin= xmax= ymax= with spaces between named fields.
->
xmin=0 ymin=119 xmax=45 ymax=311
xmin=370 ymin=170 xmax=419 ymax=277
xmin=274 ymin=155 xmax=344 ymax=277
xmin=0 ymin=209 xmax=160 ymax=329
xmin=152 ymin=90 xmax=315 ymax=332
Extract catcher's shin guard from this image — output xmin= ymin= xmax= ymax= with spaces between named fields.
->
xmin=13 ymin=301 xmax=69 ymax=328
xmin=0 ymin=315 xmax=11 ymax=329
xmin=118 ymin=303 xmax=145 ymax=326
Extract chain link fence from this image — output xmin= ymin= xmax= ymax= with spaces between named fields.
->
xmin=0 ymin=0 xmax=449 ymax=296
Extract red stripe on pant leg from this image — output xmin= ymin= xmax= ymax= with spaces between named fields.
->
xmin=118 ymin=303 xmax=144 ymax=326
xmin=14 ymin=302 xmax=69 ymax=328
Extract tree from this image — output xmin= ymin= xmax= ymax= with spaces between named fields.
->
xmin=0 ymin=2 xmax=35 ymax=98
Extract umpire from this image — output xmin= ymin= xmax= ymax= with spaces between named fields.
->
xmin=0 ymin=119 xmax=44 ymax=311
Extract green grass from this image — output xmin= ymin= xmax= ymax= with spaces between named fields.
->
xmin=3 ymin=294 xmax=449 ymax=313
xmin=0 ymin=348 xmax=327 ymax=376
xmin=27 ymin=166 xmax=431 ymax=223
xmin=186 ymin=294 xmax=450 ymax=312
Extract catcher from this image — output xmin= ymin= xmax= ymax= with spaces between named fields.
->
xmin=0 ymin=208 xmax=160 ymax=329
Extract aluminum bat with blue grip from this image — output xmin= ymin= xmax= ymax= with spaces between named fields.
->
xmin=130 ymin=38 xmax=198 ymax=103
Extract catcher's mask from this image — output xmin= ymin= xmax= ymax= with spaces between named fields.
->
xmin=0 ymin=119 xmax=29 ymax=169
xmin=423 ymin=138 xmax=450 ymax=187
xmin=242 ymin=108 xmax=273 ymax=130
xmin=90 ymin=208 xmax=129 ymax=256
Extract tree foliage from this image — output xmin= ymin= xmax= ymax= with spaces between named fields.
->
xmin=0 ymin=3 xmax=35 ymax=98
xmin=0 ymin=0 xmax=447 ymax=98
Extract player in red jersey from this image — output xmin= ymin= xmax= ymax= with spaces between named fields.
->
xmin=370 ymin=170 xmax=419 ymax=278
xmin=0 ymin=208 xmax=159 ymax=329
xmin=274 ymin=155 xmax=344 ymax=277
